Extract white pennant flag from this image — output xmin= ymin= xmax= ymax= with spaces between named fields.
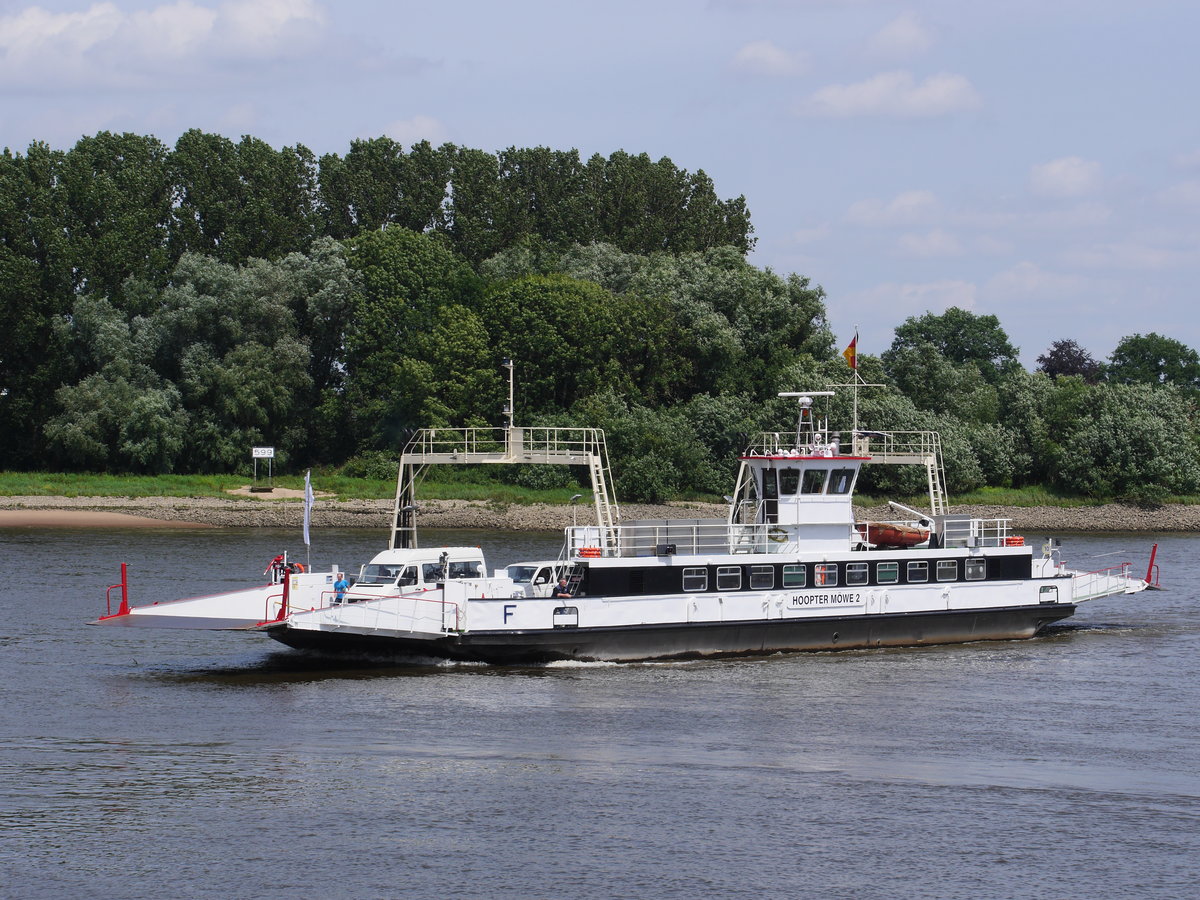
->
xmin=303 ymin=469 xmax=314 ymax=547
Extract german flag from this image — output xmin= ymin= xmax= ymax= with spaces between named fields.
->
xmin=842 ymin=333 xmax=858 ymax=370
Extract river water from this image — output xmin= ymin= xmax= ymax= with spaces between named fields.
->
xmin=1 ymin=526 xmax=1197 ymax=899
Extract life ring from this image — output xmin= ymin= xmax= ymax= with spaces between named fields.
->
xmin=290 ymin=562 xmax=306 ymax=573
xmin=767 ymin=526 xmax=787 ymax=543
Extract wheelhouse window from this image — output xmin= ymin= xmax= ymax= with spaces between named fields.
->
xmin=965 ymin=558 xmax=986 ymax=581
xmin=716 ymin=566 xmax=742 ymax=590
xmin=814 ymin=563 xmax=838 ymax=586
xmin=801 ymin=469 xmax=828 ymax=494
xmin=936 ymin=560 xmax=958 ymax=582
xmin=846 ymin=562 xmax=869 ymax=586
xmin=779 ymin=467 xmax=800 ymax=495
xmin=750 ymin=565 xmax=774 ymax=589
xmin=683 ymin=567 xmax=708 ymax=591
xmin=907 ymin=561 xmax=928 ymax=583
xmin=828 ymin=468 xmax=856 ymax=495
xmin=761 ymin=469 xmax=778 ymax=499
xmin=876 ymin=562 xmax=899 ymax=584
xmin=783 ymin=564 xmax=806 ymax=588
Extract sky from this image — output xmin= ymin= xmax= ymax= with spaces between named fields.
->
xmin=2 ymin=0 xmax=1198 ymax=368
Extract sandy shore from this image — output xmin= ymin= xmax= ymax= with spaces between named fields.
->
xmin=0 ymin=493 xmax=1196 ymax=532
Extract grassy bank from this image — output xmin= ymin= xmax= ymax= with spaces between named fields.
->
xmin=0 ymin=470 xmax=587 ymax=504
xmin=2 ymin=471 xmax=1193 ymax=508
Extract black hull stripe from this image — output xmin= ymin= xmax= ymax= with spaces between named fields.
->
xmin=265 ymin=603 xmax=1077 ymax=664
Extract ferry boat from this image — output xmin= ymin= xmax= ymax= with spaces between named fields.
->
xmin=94 ymin=390 xmax=1151 ymax=663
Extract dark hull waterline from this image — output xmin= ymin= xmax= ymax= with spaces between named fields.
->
xmin=263 ymin=603 xmax=1077 ymax=664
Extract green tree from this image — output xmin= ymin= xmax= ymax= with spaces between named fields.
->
xmin=44 ymin=366 xmax=188 ymax=473
xmin=411 ymin=304 xmax=503 ymax=426
xmin=441 ymin=146 xmax=506 ymax=265
xmin=884 ymin=307 xmax=1019 ymax=383
xmin=623 ymin=247 xmax=831 ymax=399
xmin=342 ymin=227 xmax=483 ymax=444
xmin=476 ymin=274 xmax=629 ymax=412
xmin=1107 ymin=332 xmax=1200 ymax=389
xmin=318 ymin=137 xmax=449 ymax=239
xmin=496 ymin=146 xmax=597 ymax=248
xmin=46 ymin=252 xmax=326 ymax=472
xmin=0 ymin=142 xmax=75 ymax=466
xmin=230 ymin=136 xmax=320 ymax=261
xmin=170 ymin=129 xmax=245 ymax=263
xmin=1048 ymin=383 xmax=1200 ymax=500
xmin=60 ymin=131 xmax=176 ymax=302
xmin=170 ymin=131 xmax=321 ymax=264
xmin=882 ymin=342 xmax=1001 ymax=422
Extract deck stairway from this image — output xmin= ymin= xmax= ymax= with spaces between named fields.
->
xmin=390 ymin=426 xmax=620 ymax=549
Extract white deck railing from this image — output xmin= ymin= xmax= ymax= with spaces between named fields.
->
xmin=1071 ymin=563 xmax=1143 ymax=601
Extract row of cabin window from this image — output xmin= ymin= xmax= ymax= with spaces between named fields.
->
xmin=762 ymin=467 xmax=856 ymax=498
xmin=680 ymin=558 xmax=986 ymax=592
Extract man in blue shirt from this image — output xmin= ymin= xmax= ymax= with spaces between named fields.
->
xmin=333 ymin=572 xmax=350 ymax=605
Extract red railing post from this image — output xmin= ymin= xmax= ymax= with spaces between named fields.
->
xmin=277 ymin=573 xmax=290 ymax=620
xmin=106 ymin=563 xmax=130 ymax=616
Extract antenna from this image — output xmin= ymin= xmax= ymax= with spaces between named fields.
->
xmin=779 ymin=391 xmax=834 ymax=448
xmin=502 ymin=358 xmax=515 ymax=452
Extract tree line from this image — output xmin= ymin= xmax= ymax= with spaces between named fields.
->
xmin=0 ymin=130 xmax=754 ymax=473
xmin=3 ymin=130 xmax=1198 ymax=503
xmin=855 ymin=310 xmax=1200 ymax=503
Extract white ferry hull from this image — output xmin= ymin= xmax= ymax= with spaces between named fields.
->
xmin=262 ymin=602 xmax=1078 ymax=664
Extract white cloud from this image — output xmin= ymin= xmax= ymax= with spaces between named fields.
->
xmin=710 ymin=0 xmax=870 ymax=8
xmin=219 ymin=100 xmax=260 ymax=132
xmin=385 ymin=115 xmax=451 ymax=146
xmin=1157 ymin=180 xmax=1200 ymax=207
xmin=731 ymin=40 xmax=806 ymax=76
xmin=896 ymin=228 xmax=962 ymax=257
xmin=846 ymin=190 xmax=939 ymax=227
xmin=958 ymin=201 xmax=1112 ymax=231
xmin=1061 ymin=241 xmax=1190 ymax=271
xmin=974 ymin=235 xmax=1014 ymax=256
xmin=845 ymin=279 xmax=977 ymax=317
xmin=0 ymin=0 xmax=327 ymax=90
xmin=789 ymin=224 xmax=831 ymax=245
xmin=1173 ymin=149 xmax=1200 ymax=170
xmin=984 ymin=262 xmax=1087 ymax=299
xmin=217 ymin=0 xmax=324 ymax=54
xmin=867 ymin=11 xmax=933 ymax=61
xmin=128 ymin=2 xmax=219 ymax=58
xmin=798 ymin=70 xmax=981 ymax=118
xmin=1029 ymin=156 xmax=1102 ymax=198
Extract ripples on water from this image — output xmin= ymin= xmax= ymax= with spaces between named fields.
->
xmin=1 ymin=528 xmax=1198 ymax=898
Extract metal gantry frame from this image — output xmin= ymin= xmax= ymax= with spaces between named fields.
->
xmin=390 ymin=425 xmax=620 ymax=550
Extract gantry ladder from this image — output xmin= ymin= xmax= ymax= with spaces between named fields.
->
xmin=851 ymin=429 xmax=949 ymax=517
